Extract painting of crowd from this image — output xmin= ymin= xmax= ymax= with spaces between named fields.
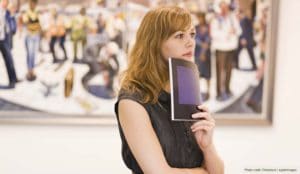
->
xmin=0 ymin=0 xmax=127 ymax=114
xmin=0 ymin=0 xmax=269 ymax=115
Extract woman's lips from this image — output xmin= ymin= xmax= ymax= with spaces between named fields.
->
xmin=182 ymin=51 xmax=193 ymax=58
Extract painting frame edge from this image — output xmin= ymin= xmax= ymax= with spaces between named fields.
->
xmin=214 ymin=0 xmax=280 ymax=126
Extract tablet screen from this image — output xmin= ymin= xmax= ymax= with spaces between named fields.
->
xmin=169 ymin=57 xmax=202 ymax=121
xmin=177 ymin=66 xmax=200 ymax=105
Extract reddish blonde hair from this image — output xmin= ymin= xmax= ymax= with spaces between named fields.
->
xmin=120 ymin=6 xmax=192 ymax=103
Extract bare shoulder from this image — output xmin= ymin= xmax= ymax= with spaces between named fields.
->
xmin=118 ymin=99 xmax=150 ymax=123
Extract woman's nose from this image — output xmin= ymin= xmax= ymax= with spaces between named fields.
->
xmin=185 ymin=36 xmax=194 ymax=48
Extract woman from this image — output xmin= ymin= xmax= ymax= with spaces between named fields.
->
xmin=22 ymin=0 xmax=41 ymax=81
xmin=115 ymin=6 xmax=224 ymax=174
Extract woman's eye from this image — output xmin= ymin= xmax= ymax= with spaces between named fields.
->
xmin=175 ymin=33 xmax=184 ymax=39
xmin=190 ymin=32 xmax=196 ymax=38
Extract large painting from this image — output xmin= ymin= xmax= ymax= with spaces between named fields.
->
xmin=0 ymin=0 xmax=126 ymax=124
xmin=0 ymin=0 xmax=278 ymax=125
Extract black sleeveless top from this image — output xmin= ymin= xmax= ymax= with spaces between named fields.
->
xmin=114 ymin=90 xmax=204 ymax=174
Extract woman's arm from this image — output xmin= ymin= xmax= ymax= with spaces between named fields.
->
xmin=202 ymin=144 xmax=224 ymax=174
xmin=118 ymin=99 xmax=208 ymax=174
xmin=191 ymin=105 xmax=225 ymax=174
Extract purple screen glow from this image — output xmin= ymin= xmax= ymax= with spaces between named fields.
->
xmin=177 ymin=66 xmax=200 ymax=105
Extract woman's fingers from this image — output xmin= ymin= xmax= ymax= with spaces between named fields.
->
xmin=191 ymin=124 xmax=214 ymax=132
xmin=191 ymin=112 xmax=209 ymax=119
xmin=191 ymin=120 xmax=215 ymax=132
xmin=197 ymin=105 xmax=209 ymax=112
xmin=191 ymin=112 xmax=215 ymax=123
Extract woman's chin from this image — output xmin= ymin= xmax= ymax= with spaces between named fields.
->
xmin=170 ymin=56 xmax=194 ymax=62
xmin=182 ymin=56 xmax=194 ymax=62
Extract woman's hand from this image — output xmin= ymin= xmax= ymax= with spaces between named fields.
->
xmin=190 ymin=105 xmax=215 ymax=150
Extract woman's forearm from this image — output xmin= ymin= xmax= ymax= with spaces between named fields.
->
xmin=202 ymin=144 xmax=224 ymax=174
xmin=169 ymin=167 xmax=208 ymax=174
xmin=185 ymin=167 xmax=209 ymax=174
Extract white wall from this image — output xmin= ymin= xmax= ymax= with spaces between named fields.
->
xmin=1 ymin=0 xmax=300 ymax=173
xmin=0 ymin=125 xmax=130 ymax=174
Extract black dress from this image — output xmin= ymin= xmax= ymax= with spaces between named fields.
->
xmin=114 ymin=90 xmax=204 ymax=174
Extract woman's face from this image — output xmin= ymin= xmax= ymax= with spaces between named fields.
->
xmin=161 ymin=26 xmax=196 ymax=62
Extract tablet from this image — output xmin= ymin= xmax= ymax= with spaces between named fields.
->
xmin=169 ymin=57 xmax=202 ymax=121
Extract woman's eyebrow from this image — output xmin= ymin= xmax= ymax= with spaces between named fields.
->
xmin=190 ymin=27 xmax=196 ymax=32
xmin=173 ymin=31 xmax=184 ymax=35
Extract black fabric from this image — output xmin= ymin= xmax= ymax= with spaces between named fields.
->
xmin=114 ymin=89 xmax=204 ymax=174
xmin=0 ymin=39 xmax=17 ymax=83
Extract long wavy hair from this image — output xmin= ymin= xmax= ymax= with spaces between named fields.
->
xmin=120 ymin=6 xmax=192 ymax=104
